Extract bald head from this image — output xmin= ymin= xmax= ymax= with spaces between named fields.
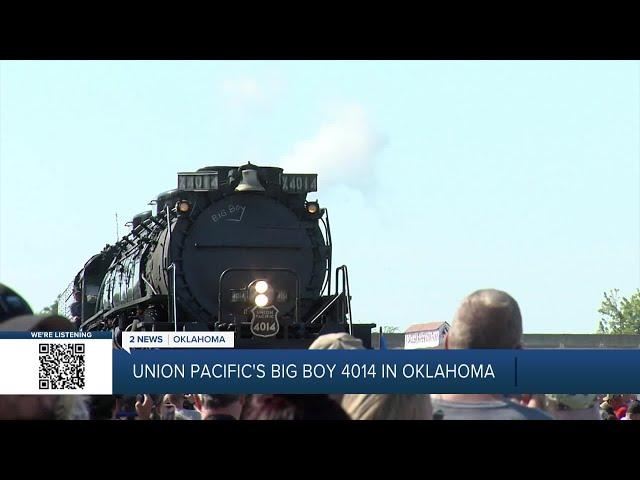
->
xmin=447 ymin=289 xmax=522 ymax=349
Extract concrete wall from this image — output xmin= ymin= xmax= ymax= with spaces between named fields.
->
xmin=522 ymin=334 xmax=640 ymax=349
xmin=372 ymin=333 xmax=640 ymax=349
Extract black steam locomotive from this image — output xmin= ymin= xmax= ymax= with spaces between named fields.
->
xmin=59 ymin=164 xmax=374 ymax=348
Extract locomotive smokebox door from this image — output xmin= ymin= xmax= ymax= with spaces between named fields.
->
xmin=250 ymin=305 xmax=280 ymax=338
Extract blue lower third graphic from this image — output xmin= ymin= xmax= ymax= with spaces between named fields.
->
xmin=112 ymin=349 xmax=640 ymax=394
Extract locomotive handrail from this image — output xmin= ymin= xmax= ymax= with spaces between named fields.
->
xmin=343 ymin=265 xmax=353 ymax=335
xmin=164 ymin=205 xmax=171 ymax=270
xmin=334 ymin=265 xmax=353 ymax=334
xmin=309 ymin=291 xmax=345 ymax=324
xmin=163 ymin=202 xmax=178 ymax=331
xmin=141 ymin=274 xmax=158 ymax=295
xmin=167 ymin=263 xmax=178 ymax=332
xmin=321 ymin=209 xmax=333 ymax=296
xmin=319 ymin=217 xmax=329 ymax=295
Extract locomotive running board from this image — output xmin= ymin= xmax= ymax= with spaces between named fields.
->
xmin=80 ymin=294 xmax=166 ymax=330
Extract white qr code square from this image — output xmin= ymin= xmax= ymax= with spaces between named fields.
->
xmin=39 ymin=343 xmax=86 ymax=390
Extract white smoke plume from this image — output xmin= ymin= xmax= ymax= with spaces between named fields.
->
xmin=278 ymin=104 xmax=387 ymax=191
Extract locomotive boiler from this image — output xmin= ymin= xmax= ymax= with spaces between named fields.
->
xmin=58 ymin=163 xmax=374 ymax=348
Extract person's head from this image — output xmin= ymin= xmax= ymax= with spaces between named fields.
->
xmin=73 ymin=291 xmax=82 ymax=302
xmin=0 ymin=313 xmax=74 ymax=333
xmin=164 ymin=394 xmax=184 ymax=408
xmin=626 ymin=401 xmax=640 ymax=420
xmin=309 ymin=333 xmax=364 ymax=404
xmin=0 ymin=394 xmax=89 ymax=420
xmin=199 ymin=394 xmax=245 ymax=420
xmin=621 ymin=394 xmax=635 ymax=404
xmin=603 ymin=394 xmax=624 ymax=409
xmin=243 ymin=394 xmax=350 ymax=420
xmin=309 ymin=332 xmax=364 ymax=350
xmin=446 ymin=289 xmax=522 ymax=349
xmin=0 ymin=283 xmax=33 ymax=323
xmin=341 ymin=394 xmax=433 ymax=420
xmin=89 ymin=395 xmax=119 ymax=420
xmin=0 ymin=299 xmax=87 ymax=419
xmin=544 ymin=394 xmax=599 ymax=420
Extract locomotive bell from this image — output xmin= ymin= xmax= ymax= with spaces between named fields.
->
xmin=235 ymin=169 xmax=265 ymax=192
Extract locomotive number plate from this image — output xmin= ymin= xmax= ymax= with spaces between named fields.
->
xmin=178 ymin=172 xmax=219 ymax=191
xmin=250 ymin=305 xmax=280 ymax=338
xmin=281 ymin=174 xmax=317 ymax=193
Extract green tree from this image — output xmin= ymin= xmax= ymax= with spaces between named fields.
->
xmin=597 ymin=289 xmax=640 ymax=334
xmin=40 ymin=300 xmax=59 ymax=316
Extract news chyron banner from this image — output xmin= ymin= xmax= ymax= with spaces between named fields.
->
xmin=2 ymin=330 xmax=640 ymax=394
xmin=112 ymin=349 xmax=640 ymax=394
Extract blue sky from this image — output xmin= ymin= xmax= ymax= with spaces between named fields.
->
xmin=0 ymin=61 xmax=638 ymax=333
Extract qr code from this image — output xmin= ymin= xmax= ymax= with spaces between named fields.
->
xmin=39 ymin=343 xmax=86 ymax=390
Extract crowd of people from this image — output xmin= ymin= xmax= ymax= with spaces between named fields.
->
xmin=1 ymin=282 xmax=639 ymax=420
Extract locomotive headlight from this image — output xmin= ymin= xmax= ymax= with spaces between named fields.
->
xmin=255 ymin=280 xmax=269 ymax=294
xmin=177 ymin=200 xmax=191 ymax=214
xmin=254 ymin=294 xmax=269 ymax=307
xmin=306 ymin=201 xmax=319 ymax=214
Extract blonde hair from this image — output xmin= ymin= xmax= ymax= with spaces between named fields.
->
xmin=54 ymin=395 xmax=90 ymax=420
xmin=309 ymin=332 xmax=364 ymax=350
xmin=448 ymin=289 xmax=522 ymax=349
xmin=341 ymin=394 xmax=433 ymax=420
xmin=309 ymin=333 xmax=364 ymax=404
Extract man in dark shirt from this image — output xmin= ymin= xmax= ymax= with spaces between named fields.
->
xmin=625 ymin=401 xmax=640 ymax=420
